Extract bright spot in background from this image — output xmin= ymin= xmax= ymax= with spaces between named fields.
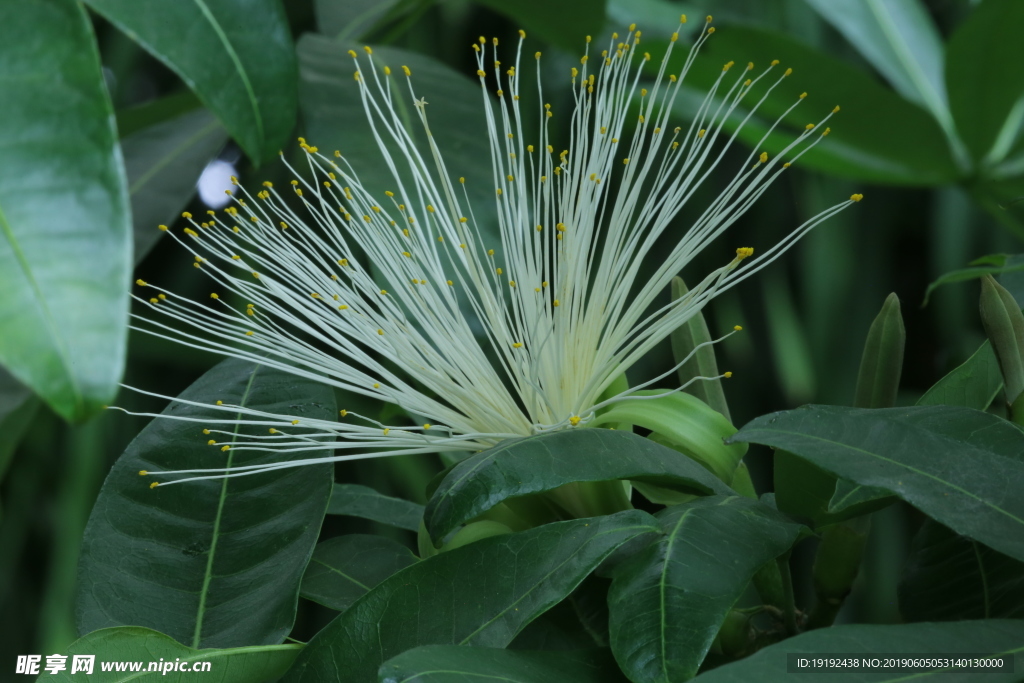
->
xmin=197 ymin=159 xmax=237 ymax=209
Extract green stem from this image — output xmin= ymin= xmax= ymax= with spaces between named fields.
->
xmin=777 ymin=555 xmax=798 ymax=636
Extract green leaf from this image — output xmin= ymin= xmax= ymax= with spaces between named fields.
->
xmin=921 ymin=259 xmax=1024 ymax=307
xmin=916 ymin=340 xmax=1003 ymax=411
xmin=300 ymin=534 xmax=417 ymax=612
xmin=946 ymin=0 xmax=1024 ymax=166
xmin=76 ymin=358 xmax=334 ymax=648
xmin=124 ymin=108 xmax=228 ymax=262
xmin=666 ymin=26 xmax=958 ymax=185
xmin=36 ymin=626 xmax=300 ymax=682
xmin=827 ymin=480 xmax=893 ymax=517
xmin=425 ymin=429 xmax=733 ymax=543
xmin=730 ymin=405 xmax=1024 ymax=562
xmin=608 ymin=496 xmax=804 ymax=682
xmin=84 ymin=0 xmax=297 ymax=164
xmin=328 ymin=483 xmax=424 ymax=531
xmin=899 ymin=520 xmax=1024 ymax=622
xmin=690 ymin=620 xmax=1024 ymax=682
xmin=999 ymin=254 xmax=1024 ymax=307
xmin=0 ymin=0 xmax=131 ymax=422
xmin=314 ymin=0 xmax=401 ymax=41
xmin=297 ymin=35 xmax=498 ymax=238
xmin=472 ymin=0 xmax=607 ymax=52
xmin=282 ymin=511 xmax=659 ymax=683
xmin=803 ymin=0 xmax=961 ymax=162
xmin=379 ymin=646 xmax=626 ymax=683
xmin=774 ymin=451 xmax=892 ymax=529
xmin=0 ymin=369 xmax=38 ymax=485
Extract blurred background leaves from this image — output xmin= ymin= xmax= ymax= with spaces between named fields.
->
xmin=2 ymin=0 xmax=1024 ymax=666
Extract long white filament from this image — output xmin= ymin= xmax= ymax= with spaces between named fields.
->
xmin=126 ymin=16 xmax=862 ymax=486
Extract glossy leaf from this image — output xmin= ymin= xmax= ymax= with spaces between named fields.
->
xmin=608 ymin=496 xmax=804 ymax=682
xmin=124 ymin=108 xmax=228 ymax=262
xmin=690 ymin=620 xmax=1024 ymax=682
xmin=76 ymin=358 xmax=334 ymax=648
xmin=379 ymin=646 xmax=626 ymax=683
xmin=921 ymin=257 xmax=1024 ymax=307
xmin=803 ymin=0 xmax=958 ymax=156
xmin=298 ymin=36 xmax=498 ymax=238
xmin=0 ymin=0 xmax=131 ymax=421
xmin=84 ymin=0 xmax=297 ymax=164
xmin=328 ymin=483 xmax=424 ymax=531
xmin=425 ymin=429 xmax=733 ymax=543
xmin=916 ymin=340 xmax=1003 ymax=411
xmin=946 ymin=0 xmax=1024 ymax=165
xmin=282 ymin=511 xmax=659 ymax=683
xmin=300 ymin=534 xmax=417 ymax=612
xmin=731 ymin=405 xmax=1024 ymax=562
xmin=899 ymin=520 xmax=1024 ymax=622
xmin=36 ymin=626 xmax=300 ymax=683
xmin=666 ymin=27 xmax=958 ymax=185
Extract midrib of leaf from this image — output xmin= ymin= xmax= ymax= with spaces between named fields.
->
xmin=310 ymin=557 xmax=371 ymax=591
xmin=191 ymin=364 xmax=261 ymax=648
xmin=752 ymin=429 xmax=1024 ymax=528
xmin=190 ymin=0 xmax=265 ymax=156
xmin=0 ymin=202 xmax=81 ymax=411
xmin=659 ymin=506 xmax=696 ymax=677
xmin=865 ymin=0 xmax=945 ymax=120
xmin=128 ymin=118 xmax=223 ymax=194
xmin=971 ymin=541 xmax=991 ymax=619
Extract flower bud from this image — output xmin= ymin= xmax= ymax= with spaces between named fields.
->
xmin=979 ymin=275 xmax=1024 ymax=405
xmin=853 ymin=293 xmax=905 ymax=409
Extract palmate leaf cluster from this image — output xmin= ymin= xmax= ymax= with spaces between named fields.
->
xmin=3 ymin=0 xmax=1024 ymax=681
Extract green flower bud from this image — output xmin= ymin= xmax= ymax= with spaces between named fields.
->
xmin=979 ymin=275 xmax=1024 ymax=405
xmin=853 ymin=293 xmax=905 ymax=409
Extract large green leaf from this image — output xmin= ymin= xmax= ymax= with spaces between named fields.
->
xmin=76 ymin=358 xmax=334 ymax=648
xmin=946 ymin=0 xmax=1024 ymax=166
xmin=379 ymin=646 xmax=626 ymax=683
xmin=608 ymin=496 xmax=804 ymax=682
xmin=899 ymin=520 xmax=1024 ymax=622
xmin=282 ymin=511 xmax=659 ymax=683
xmin=84 ymin=0 xmax=297 ymax=164
xmin=803 ymin=0 xmax=961 ymax=162
xmin=916 ymin=340 xmax=1003 ymax=411
xmin=36 ymin=626 xmax=300 ymax=682
xmin=921 ymin=256 xmax=1024 ymax=307
xmin=297 ymin=36 xmax=498 ymax=237
xmin=123 ymin=108 xmax=228 ymax=261
xmin=0 ymin=0 xmax=131 ymax=421
xmin=300 ymin=534 xmax=417 ymax=612
xmin=328 ymin=483 xmax=424 ymax=531
xmin=730 ymin=405 xmax=1024 ymax=562
xmin=690 ymin=620 xmax=1024 ymax=682
xmin=425 ymin=429 xmax=733 ymax=543
xmin=666 ymin=26 xmax=958 ymax=185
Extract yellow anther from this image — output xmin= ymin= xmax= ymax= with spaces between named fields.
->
xmin=252 ymin=272 xmax=260 ymax=278
xmin=383 ymin=66 xmax=391 ymax=75
xmin=423 ymin=423 xmax=432 ymax=430
xmin=507 ymin=174 xmax=514 ymax=181
xmin=784 ymin=67 xmax=793 ymax=76
xmin=477 ymin=69 xmax=486 ymax=77
xmin=488 ymin=249 xmax=495 ymax=256
xmin=623 ymin=158 xmax=630 ymax=165
xmin=402 ymin=65 xmax=411 ymax=76
xmin=184 ymin=228 xmax=198 ymax=238
xmin=805 ymin=123 xmax=815 ymax=131
xmin=338 ymin=258 xmax=349 ymax=266
xmin=822 ymin=127 xmax=831 ymax=136
xmin=295 ymin=188 xmax=303 ymax=196
xmin=139 ymin=470 xmax=148 ymax=476
xmin=496 ymin=188 xmax=502 ymax=196
xmin=373 ymin=383 xmax=380 ymax=389
xmin=733 ymin=325 xmax=743 ymax=331
xmin=210 ymin=293 xmax=219 ymax=300
xmin=447 ymin=280 xmax=454 ymax=286
xmin=759 ymin=152 xmax=768 ymax=163
xmin=203 ymin=429 xmax=211 ymax=434
xmin=509 ymin=281 xmax=516 ymax=287
xmin=136 ymin=278 xmax=148 ymax=287
xmin=723 ymin=60 xmax=734 ymax=72
xmin=158 ymin=293 xmax=166 ymax=300
xmin=459 ymin=177 xmax=465 ymax=184
xmin=680 ymin=13 xmax=687 ymax=22
xmin=245 ymin=331 xmax=254 ymax=336
xmin=402 ymin=251 xmax=411 ymax=258
xmin=736 ymin=247 xmax=754 ymax=259
xmin=513 ymin=342 xmax=523 ymax=348
xmin=850 ymin=193 xmax=864 ymax=202
xmin=150 ymin=482 xmax=159 ymax=489
xmin=148 ymin=297 xmax=158 ymax=304
xmin=542 ymin=281 xmax=548 ymax=287
xmin=553 ymin=299 xmax=560 ymax=307
xmin=724 ymin=371 xmax=733 ymax=378
xmin=348 ymin=49 xmax=357 ymax=58
xmin=339 ymin=304 xmax=348 ymax=310
xmin=799 ymin=92 xmax=808 ymax=99
xmin=363 ymin=45 xmax=372 ymax=54
xmin=208 ymin=439 xmax=216 ymax=445
xmin=771 ymin=59 xmax=780 ymax=66
xmin=671 ymin=32 xmax=679 ymax=42
xmin=383 ymin=428 xmax=391 ymax=435
xmin=182 ymin=211 xmax=192 ymax=219
xmin=158 ymin=224 xmax=168 ymax=231
xmin=833 ymin=105 xmax=840 ymax=113
xmin=569 ymin=416 xmax=581 ymax=426
xmin=571 ymin=67 xmax=578 ymax=79
xmin=496 ymin=267 xmax=503 ymax=275
xmin=380 ymin=289 xmax=387 ymax=295
xmin=386 ymin=189 xmax=394 ymax=198
xmin=340 ymin=409 xmax=348 ymax=417
xmin=708 ymin=27 xmax=715 ymax=34
xmin=783 ymin=162 xmax=792 ymax=168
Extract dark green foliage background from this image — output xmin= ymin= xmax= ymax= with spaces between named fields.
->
xmin=2 ymin=0 xmax=1024 ymax=676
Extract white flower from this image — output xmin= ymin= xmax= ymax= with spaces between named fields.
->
xmin=123 ymin=17 xmax=860 ymax=485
